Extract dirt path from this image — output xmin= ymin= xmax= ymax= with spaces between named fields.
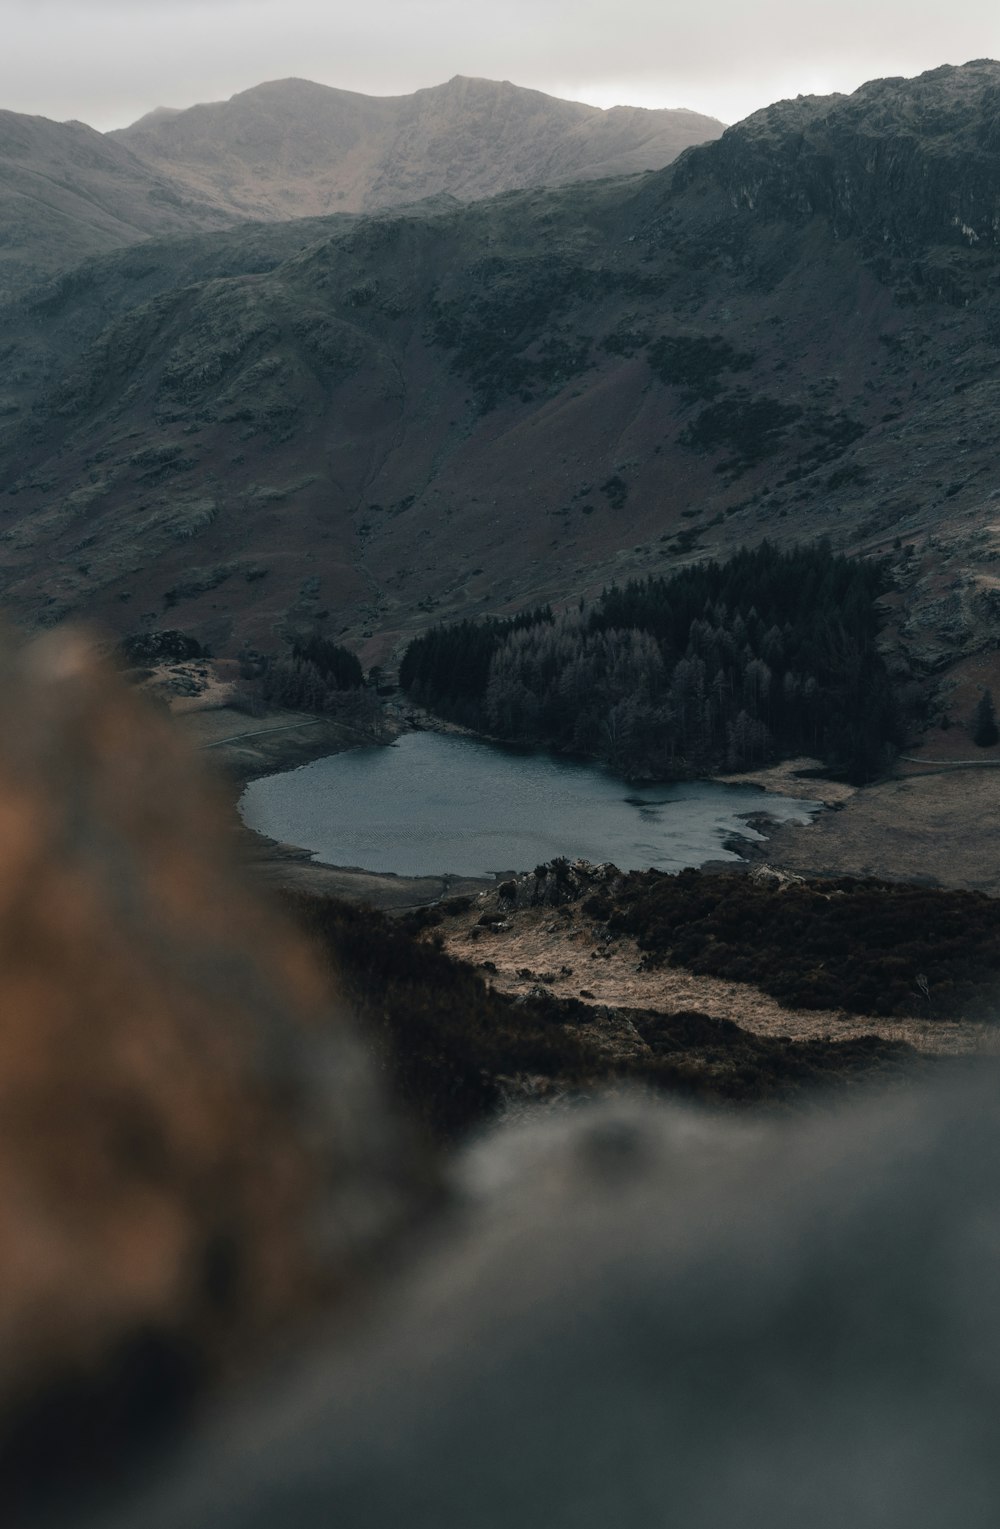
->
xmin=201 ymin=718 xmax=329 ymax=748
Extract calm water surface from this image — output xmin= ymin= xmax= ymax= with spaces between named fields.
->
xmin=239 ymin=731 xmax=821 ymax=878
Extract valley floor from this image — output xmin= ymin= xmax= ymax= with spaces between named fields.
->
xmin=172 ymin=695 xmax=1000 ymax=1059
xmin=760 ymin=764 xmax=1000 ymax=896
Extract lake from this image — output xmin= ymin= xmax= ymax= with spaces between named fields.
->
xmin=238 ymin=731 xmax=822 ymax=879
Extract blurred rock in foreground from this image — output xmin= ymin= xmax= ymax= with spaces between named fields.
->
xmin=0 ymin=632 xmax=426 ymax=1514
xmin=95 ymin=1075 xmax=1000 ymax=1529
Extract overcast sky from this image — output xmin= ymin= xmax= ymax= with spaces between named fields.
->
xmin=6 ymin=0 xmax=1000 ymax=131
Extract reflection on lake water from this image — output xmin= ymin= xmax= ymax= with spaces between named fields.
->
xmin=239 ymin=731 xmax=822 ymax=879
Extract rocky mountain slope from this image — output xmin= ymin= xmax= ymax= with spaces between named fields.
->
xmin=2 ymin=61 xmax=999 ymax=687
xmin=111 ymin=75 xmax=724 ymax=220
xmin=0 ymin=110 xmax=233 ymax=302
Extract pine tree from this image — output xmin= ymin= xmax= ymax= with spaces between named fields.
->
xmin=972 ymin=689 xmax=999 ymax=747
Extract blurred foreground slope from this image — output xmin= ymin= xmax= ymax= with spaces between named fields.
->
xmin=0 ymin=634 xmax=998 ymax=1528
xmin=0 ymin=631 xmax=426 ymax=1515
xmin=94 ymin=1073 xmax=1000 ymax=1529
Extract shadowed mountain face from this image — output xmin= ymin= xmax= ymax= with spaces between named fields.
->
xmin=2 ymin=61 xmax=1000 ymax=674
xmin=111 ymin=75 xmax=724 ymax=220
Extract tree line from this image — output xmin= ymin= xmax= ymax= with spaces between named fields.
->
xmin=399 ymin=542 xmax=902 ymax=782
xmin=258 ymin=633 xmax=364 ymax=710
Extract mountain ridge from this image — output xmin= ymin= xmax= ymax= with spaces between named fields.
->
xmin=109 ymin=74 xmax=725 ymax=220
xmin=2 ymin=61 xmax=999 ymax=693
xmin=0 ymin=109 xmax=233 ymax=302
xmin=0 ymin=76 xmax=722 ymax=305
xmin=671 ymin=58 xmax=1000 ymax=255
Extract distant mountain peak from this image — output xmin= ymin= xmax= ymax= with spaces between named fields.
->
xmin=130 ymin=105 xmax=182 ymax=127
xmin=108 ymin=74 xmax=724 ymax=223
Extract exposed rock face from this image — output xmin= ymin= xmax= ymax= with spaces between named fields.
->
xmin=675 ymin=58 xmax=1000 ymax=254
xmin=507 ymin=856 xmax=622 ymax=909
xmin=0 ymin=631 xmax=426 ymax=1509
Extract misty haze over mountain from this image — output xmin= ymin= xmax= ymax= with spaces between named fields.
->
xmin=6 ymin=0 xmax=1000 ymax=130
xmin=110 ymin=75 xmax=724 ymax=220
xmin=0 ymin=76 xmax=721 ymax=302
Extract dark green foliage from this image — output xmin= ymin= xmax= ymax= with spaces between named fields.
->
xmin=646 ymin=334 xmax=755 ymax=399
xmin=678 ymin=389 xmax=864 ymax=478
xmin=629 ymin=1011 xmax=914 ymax=1101
xmin=826 ymin=461 xmax=868 ymax=490
xmin=972 ymin=689 xmax=999 ymax=747
xmin=398 ymin=608 xmax=553 ymax=723
xmin=429 ymin=258 xmax=594 ymax=410
xmin=606 ymin=869 xmax=1000 ymax=1020
xmin=600 ymin=475 xmax=628 ymax=509
xmin=259 ymin=637 xmax=371 ymax=716
xmin=798 ymin=409 xmax=866 ymax=466
xmin=680 ymin=391 xmax=803 ymax=470
xmin=400 ymin=543 xmax=900 ymax=782
xmin=279 ymin=891 xmax=589 ymax=1143
xmin=430 ymin=260 xmax=664 ymax=411
xmin=163 ymin=567 xmax=233 ymax=608
xmin=290 ymin=635 xmax=363 ymax=690
xmin=601 ymin=328 xmax=652 ymax=357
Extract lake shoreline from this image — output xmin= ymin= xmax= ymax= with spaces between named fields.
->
xmin=176 ymin=703 xmax=854 ymax=907
xmin=237 ymin=727 xmax=824 ymax=891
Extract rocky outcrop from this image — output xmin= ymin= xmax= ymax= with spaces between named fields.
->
xmin=674 ymin=59 xmax=1000 ymax=255
xmin=493 ymin=857 xmax=623 ymax=912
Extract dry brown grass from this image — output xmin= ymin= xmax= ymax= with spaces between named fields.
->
xmin=437 ymin=902 xmax=1000 ymax=1058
